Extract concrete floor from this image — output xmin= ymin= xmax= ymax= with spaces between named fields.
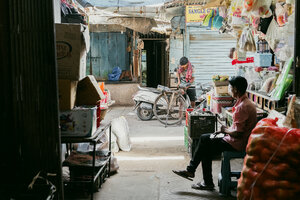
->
xmin=67 ymin=106 xmax=242 ymax=200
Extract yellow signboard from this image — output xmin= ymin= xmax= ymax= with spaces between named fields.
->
xmin=185 ymin=6 xmax=215 ymax=23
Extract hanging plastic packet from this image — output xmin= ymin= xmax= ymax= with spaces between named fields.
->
xmin=244 ymin=0 xmax=257 ymax=12
xmin=275 ymin=3 xmax=288 ymax=27
xmin=251 ymin=0 xmax=272 ymax=18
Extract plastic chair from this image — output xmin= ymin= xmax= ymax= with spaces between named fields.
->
xmin=218 ymin=151 xmax=246 ymax=196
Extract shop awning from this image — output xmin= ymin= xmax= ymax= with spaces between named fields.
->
xmin=107 ymin=17 xmax=157 ymax=34
xmin=76 ymin=0 xmax=166 ymax=7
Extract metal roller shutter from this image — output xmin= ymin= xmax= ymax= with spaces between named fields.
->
xmin=187 ymin=27 xmax=236 ymax=90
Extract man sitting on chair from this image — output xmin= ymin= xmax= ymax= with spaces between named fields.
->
xmin=173 ymin=76 xmax=257 ymax=190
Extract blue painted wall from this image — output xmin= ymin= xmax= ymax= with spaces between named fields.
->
xmin=87 ymin=32 xmax=129 ymax=80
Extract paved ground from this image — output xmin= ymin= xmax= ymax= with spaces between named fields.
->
xmin=66 ymin=106 xmax=242 ymax=200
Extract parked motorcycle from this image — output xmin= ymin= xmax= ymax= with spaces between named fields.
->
xmin=132 ymin=86 xmax=161 ymax=120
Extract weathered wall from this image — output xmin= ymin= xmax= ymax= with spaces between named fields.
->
xmin=106 ymin=83 xmax=139 ymax=106
xmin=0 ymin=0 xmax=62 ymax=198
xmin=88 ymin=32 xmax=130 ymax=80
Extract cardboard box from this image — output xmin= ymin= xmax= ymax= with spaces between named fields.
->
xmin=214 ymin=86 xmax=229 ymax=95
xmin=58 ymin=80 xmax=78 ymax=111
xmin=60 ymin=107 xmax=97 ymax=137
xmin=55 ymin=23 xmax=90 ymax=80
xmin=76 ymin=75 xmax=105 ymax=106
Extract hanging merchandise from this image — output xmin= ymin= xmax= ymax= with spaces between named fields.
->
xmin=213 ymin=7 xmax=224 ymax=30
xmin=219 ymin=6 xmax=227 ymax=18
xmin=266 ymin=13 xmax=295 ymax=61
xmin=265 ymin=19 xmax=279 ymax=50
xmin=251 ymin=15 xmax=260 ymax=30
xmin=275 ymin=3 xmax=288 ymax=27
xmin=219 ymin=19 xmax=233 ymax=34
xmin=277 ymin=13 xmax=295 ymax=61
xmin=229 ymin=0 xmax=244 ymax=26
xmin=203 ymin=8 xmax=215 ymax=29
xmin=238 ymin=28 xmax=256 ymax=52
xmin=251 ymin=0 xmax=272 ymax=18
xmin=258 ymin=15 xmax=273 ymax=34
xmin=244 ymin=0 xmax=256 ymax=12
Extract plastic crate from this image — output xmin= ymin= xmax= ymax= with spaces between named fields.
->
xmin=187 ymin=112 xmax=216 ymax=138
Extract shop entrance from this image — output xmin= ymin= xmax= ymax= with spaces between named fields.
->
xmin=142 ymin=39 xmax=168 ymax=88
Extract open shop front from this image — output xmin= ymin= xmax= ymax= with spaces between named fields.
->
xmin=85 ymin=8 xmax=170 ymax=106
xmin=183 ymin=0 xmax=300 ymax=198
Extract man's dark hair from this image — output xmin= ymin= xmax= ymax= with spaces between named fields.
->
xmin=179 ymin=57 xmax=189 ymax=65
xmin=229 ymin=76 xmax=248 ymax=95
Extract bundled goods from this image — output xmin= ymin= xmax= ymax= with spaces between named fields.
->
xmin=212 ymin=75 xmax=229 ymax=95
xmin=237 ymin=118 xmax=300 ymax=200
xmin=212 ymin=75 xmax=229 ymax=82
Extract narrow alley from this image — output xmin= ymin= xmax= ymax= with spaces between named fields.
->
xmin=92 ymin=106 xmax=239 ymax=200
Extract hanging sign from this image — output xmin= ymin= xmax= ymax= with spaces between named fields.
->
xmin=185 ymin=6 xmax=215 ymax=23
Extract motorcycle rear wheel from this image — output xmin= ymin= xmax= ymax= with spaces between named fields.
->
xmin=137 ymin=106 xmax=154 ymax=121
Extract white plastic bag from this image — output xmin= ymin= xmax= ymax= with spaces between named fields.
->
xmin=238 ymin=28 xmax=256 ymax=52
xmin=110 ymin=156 xmax=119 ymax=173
xmin=109 ymin=130 xmax=119 ymax=153
xmin=265 ymin=19 xmax=280 ymax=51
xmin=111 ymin=116 xmax=132 ymax=152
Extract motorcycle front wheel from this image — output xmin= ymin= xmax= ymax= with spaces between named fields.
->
xmin=136 ymin=106 xmax=154 ymax=121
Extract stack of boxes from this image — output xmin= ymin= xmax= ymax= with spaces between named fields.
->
xmin=56 ymin=24 xmax=110 ymax=189
xmin=214 ymin=80 xmax=229 ymax=96
xmin=56 ymin=23 xmax=105 ymax=137
xmin=211 ymin=95 xmax=234 ymax=114
xmin=211 ymin=79 xmax=234 ymax=114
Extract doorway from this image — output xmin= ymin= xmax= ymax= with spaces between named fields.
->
xmin=142 ymin=40 xmax=168 ymax=88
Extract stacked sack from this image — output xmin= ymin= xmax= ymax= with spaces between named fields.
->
xmin=237 ymin=118 xmax=300 ymax=200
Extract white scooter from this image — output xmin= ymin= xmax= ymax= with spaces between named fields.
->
xmin=132 ymin=86 xmax=162 ymax=120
